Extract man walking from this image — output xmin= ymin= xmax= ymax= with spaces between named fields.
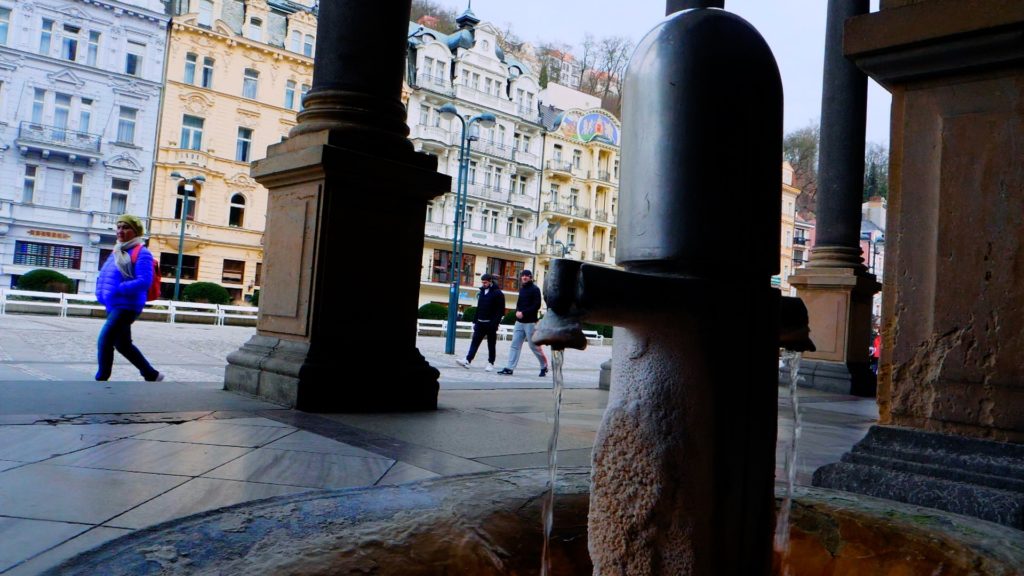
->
xmin=497 ymin=270 xmax=549 ymax=377
xmin=457 ymin=273 xmax=506 ymax=371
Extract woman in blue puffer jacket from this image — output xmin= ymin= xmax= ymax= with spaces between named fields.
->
xmin=94 ymin=214 xmax=163 ymax=382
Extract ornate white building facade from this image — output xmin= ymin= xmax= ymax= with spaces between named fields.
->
xmin=0 ymin=0 xmax=168 ymax=292
xmin=406 ymin=8 xmax=545 ymax=309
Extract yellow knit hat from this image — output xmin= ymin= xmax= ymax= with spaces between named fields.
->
xmin=116 ymin=214 xmax=145 ymax=236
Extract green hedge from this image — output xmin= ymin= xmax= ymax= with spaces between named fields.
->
xmin=461 ymin=306 xmax=476 ymax=322
xmin=418 ymin=302 xmax=448 ymax=320
xmin=182 ymin=282 xmax=231 ymax=305
xmin=17 ymin=269 xmax=74 ymax=293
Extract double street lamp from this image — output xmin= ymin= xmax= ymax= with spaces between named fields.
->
xmin=439 ymin=103 xmax=496 ymax=354
xmin=169 ymin=172 xmax=205 ymax=300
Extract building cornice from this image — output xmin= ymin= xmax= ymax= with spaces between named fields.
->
xmin=170 ymin=20 xmax=314 ymax=67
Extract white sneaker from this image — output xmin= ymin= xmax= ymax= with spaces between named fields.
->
xmin=456 ymin=358 xmax=470 ymax=368
xmin=485 ymin=363 xmax=494 ymax=372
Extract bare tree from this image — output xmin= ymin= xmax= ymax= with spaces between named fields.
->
xmin=410 ymin=0 xmax=457 ymax=33
xmin=578 ymin=34 xmax=599 ymax=94
xmin=784 ymin=124 xmax=820 ymax=218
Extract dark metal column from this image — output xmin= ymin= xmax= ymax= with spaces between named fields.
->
xmin=291 ymin=0 xmax=413 ymax=150
xmin=666 ymin=0 xmax=724 ymax=14
xmin=810 ymin=0 xmax=869 ymax=267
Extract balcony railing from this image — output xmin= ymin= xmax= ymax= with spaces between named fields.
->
xmin=411 ymin=124 xmax=452 ymax=145
xmin=593 ymin=210 xmax=609 ymax=223
xmin=513 ymin=149 xmax=540 ymax=167
xmin=476 ymin=139 xmax=515 ymax=161
xmin=591 ymin=252 xmax=606 ymax=262
xmin=414 ymin=73 xmax=454 ymax=95
xmin=17 ymin=121 xmax=102 ymax=156
xmin=545 ymin=160 xmax=573 ymax=174
xmin=171 ymin=148 xmax=212 ymax=167
xmin=594 ymin=170 xmax=612 ymax=182
xmin=543 ymin=202 xmax=590 ymax=219
xmin=794 ymin=236 xmax=808 ymax=245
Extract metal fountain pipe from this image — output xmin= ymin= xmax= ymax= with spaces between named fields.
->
xmin=535 ymin=4 xmax=790 ymax=574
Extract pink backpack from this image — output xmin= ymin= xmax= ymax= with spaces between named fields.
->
xmin=130 ymin=245 xmax=162 ymax=302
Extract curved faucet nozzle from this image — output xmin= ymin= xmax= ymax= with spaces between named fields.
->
xmin=532 ymin=308 xmax=588 ymax=351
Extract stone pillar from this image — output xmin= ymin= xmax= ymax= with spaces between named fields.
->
xmin=787 ymin=0 xmax=878 ymax=396
xmin=224 ymin=0 xmax=451 ymax=411
xmin=814 ymin=0 xmax=1024 ymax=528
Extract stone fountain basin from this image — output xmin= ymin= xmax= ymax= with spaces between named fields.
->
xmin=50 ymin=468 xmax=1023 ymax=575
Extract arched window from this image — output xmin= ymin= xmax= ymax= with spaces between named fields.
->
xmin=229 ymin=193 xmax=246 ymax=227
xmin=175 ymin=182 xmax=199 ymax=221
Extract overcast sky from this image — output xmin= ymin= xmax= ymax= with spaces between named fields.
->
xmin=433 ymin=0 xmax=891 ymax=146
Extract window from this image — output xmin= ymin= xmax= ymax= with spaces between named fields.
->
xmin=197 ymin=0 xmax=213 ymax=27
xmin=613 ymin=159 xmax=620 ymax=179
xmin=289 ymin=30 xmax=301 ymax=52
xmin=70 ymin=172 xmax=84 ymax=209
xmin=222 ymin=259 xmax=245 ymax=285
xmin=517 ymin=175 xmax=528 ymax=195
xmin=303 ymin=34 xmax=314 ymax=57
xmin=572 ymin=149 xmax=582 ymax=168
xmin=175 ymin=186 xmax=197 ymax=220
xmin=40 ymin=19 xmax=54 ymax=55
xmin=0 ymin=8 xmax=9 ymax=45
xmin=553 ymin=144 xmax=563 ymax=162
xmin=497 ymin=125 xmax=506 ymax=146
xmin=567 ymin=227 xmax=577 ymax=246
xmin=180 ymin=115 xmax=204 ymax=150
xmin=484 ymin=78 xmax=493 ymax=95
xmin=14 ymin=241 xmax=82 ymax=270
xmin=125 ymin=41 xmax=145 ymax=77
xmin=418 ymin=104 xmax=429 ymax=126
xmin=481 ymin=209 xmax=500 ymax=233
xmin=468 ymin=161 xmax=477 ymax=184
xmin=569 ymin=188 xmax=580 ymax=207
xmin=31 ymin=89 xmax=45 ymax=124
xmin=87 ymin=31 xmax=100 ymax=66
xmin=184 ymin=53 xmax=197 ymax=84
xmin=242 ymin=68 xmax=258 ymax=99
xmin=486 ymin=258 xmax=524 ymax=291
xmin=299 ymin=83 xmax=309 ymax=110
xmin=229 ymin=194 xmax=245 ymax=227
xmin=247 ymin=17 xmax=262 ymax=41
xmin=116 ymin=107 xmax=137 ymax=144
xmin=201 ymin=57 xmax=214 ymax=88
xmin=160 ymin=253 xmax=198 ymax=280
xmin=80 ymin=97 xmax=94 ymax=132
xmin=110 ymin=178 xmax=129 ymax=213
xmin=22 ymin=165 xmax=37 ymax=203
xmin=235 ymin=127 xmax=253 ymax=162
xmin=53 ymin=93 xmax=71 ymax=137
xmin=61 ymin=24 xmax=80 ymax=61
xmin=549 ymin=183 xmax=560 ymax=197
xmin=431 ymin=250 xmax=475 ymax=286
xmin=284 ymin=80 xmax=296 ymax=109
xmin=254 ymin=262 xmax=262 ymax=286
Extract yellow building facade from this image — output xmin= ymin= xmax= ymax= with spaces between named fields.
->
xmin=778 ymin=161 xmax=802 ymax=294
xmin=536 ymin=107 xmax=621 ymax=288
xmin=149 ymin=0 xmax=314 ymax=303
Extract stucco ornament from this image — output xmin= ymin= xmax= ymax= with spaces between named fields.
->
xmin=226 ymin=173 xmax=257 ymax=189
xmin=180 ymin=92 xmax=215 ymax=115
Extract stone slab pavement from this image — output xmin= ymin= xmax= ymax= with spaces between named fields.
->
xmin=0 ymin=314 xmax=877 ymax=574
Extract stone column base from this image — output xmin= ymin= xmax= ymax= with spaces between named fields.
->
xmin=225 ymin=335 xmax=439 ymax=412
xmin=598 ymin=359 xmax=612 ymax=390
xmin=813 ymin=425 xmax=1024 ymax=528
xmin=782 ymin=358 xmax=876 ymax=396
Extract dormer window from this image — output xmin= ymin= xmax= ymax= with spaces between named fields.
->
xmin=247 ymin=17 xmax=262 ymax=41
xmin=482 ymin=40 xmax=489 ymax=50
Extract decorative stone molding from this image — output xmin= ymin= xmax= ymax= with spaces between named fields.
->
xmin=180 ymin=91 xmax=215 ymax=115
xmin=236 ymin=108 xmax=261 ymax=128
xmin=103 ymin=153 xmax=144 ymax=173
xmin=225 ymin=173 xmax=257 ymax=190
xmin=46 ymin=69 xmax=86 ymax=88
xmin=112 ymin=79 xmax=157 ymax=100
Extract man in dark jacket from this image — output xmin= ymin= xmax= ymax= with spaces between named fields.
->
xmin=457 ymin=273 xmax=505 ymax=371
xmin=497 ymin=270 xmax=549 ymax=377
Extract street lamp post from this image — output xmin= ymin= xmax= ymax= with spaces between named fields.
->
xmin=439 ymin=103 xmax=496 ymax=354
xmin=169 ymin=172 xmax=205 ymax=301
xmin=554 ymin=240 xmax=575 ymax=258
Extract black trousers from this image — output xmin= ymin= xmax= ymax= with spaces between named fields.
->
xmin=466 ymin=321 xmax=499 ymax=364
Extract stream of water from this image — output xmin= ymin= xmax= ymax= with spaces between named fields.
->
xmin=540 ymin=349 xmax=566 ymax=576
xmin=773 ymin=351 xmax=803 ymax=576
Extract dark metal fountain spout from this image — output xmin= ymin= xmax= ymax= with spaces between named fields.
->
xmin=532 ymin=4 xmax=792 ymax=575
